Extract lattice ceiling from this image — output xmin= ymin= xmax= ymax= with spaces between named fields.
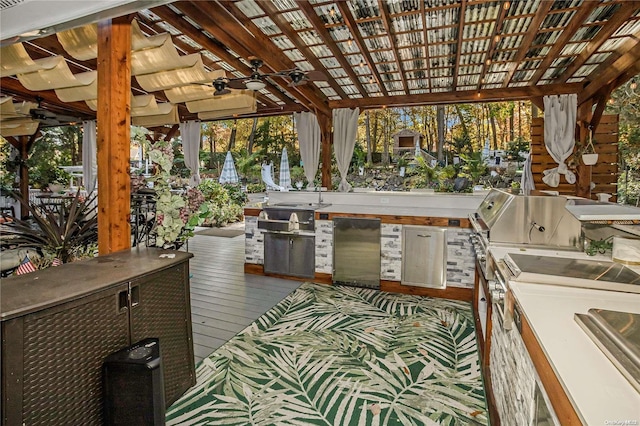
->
xmin=1 ymin=0 xmax=640 ymax=123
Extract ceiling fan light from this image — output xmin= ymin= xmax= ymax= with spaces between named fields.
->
xmin=245 ymin=79 xmax=266 ymax=91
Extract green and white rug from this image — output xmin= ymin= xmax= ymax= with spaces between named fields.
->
xmin=167 ymin=282 xmax=488 ymax=425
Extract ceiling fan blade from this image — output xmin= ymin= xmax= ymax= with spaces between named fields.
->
xmin=305 ymin=70 xmax=327 ymax=81
xmin=39 ymin=118 xmax=61 ymax=126
xmin=227 ymin=80 xmax=247 ymax=89
xmin=214 ymin=88 xmax=231 ymax=96
xmin=56 ymin=114 xmax=81 ymax=124
xmin=31 ymin=108 xmax=56 ymax=118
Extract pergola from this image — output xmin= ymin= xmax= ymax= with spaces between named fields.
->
xmin=2 ymin=0 xmax=640 ymax=253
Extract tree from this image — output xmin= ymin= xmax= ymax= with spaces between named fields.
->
xmin=436 ymin=105 xmax=445 ymax=162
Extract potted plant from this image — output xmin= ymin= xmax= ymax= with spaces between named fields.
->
xmin=510 ymin=180 xmax=521 ymax=194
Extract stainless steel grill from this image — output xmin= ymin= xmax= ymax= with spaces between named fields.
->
xmin=470 ymin=189 xmax=583 ymax=329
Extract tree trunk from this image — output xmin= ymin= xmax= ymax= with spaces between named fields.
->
xmin=518 ymin=101 xmax=522 ymax=139
xmin=436 ymin=105 xmax=445 ymax=162
xmin=371 ymin=113 xmax=379 ymax=155
xmin=489 ymin=108 xmax=498 ymax=150
xmin=455 ymin=105 xmax=469 ymax=136
xmin=365 ymin=111 xmax=372 ymax=164
xmin=509 ymin=105 xmax=515 ymax=142
xmin=208 ymin=134 xmax=215 ymax=170
xmin=248 ymin=117 xmax=258 ymax=154
xmin=382 ymin=110 xmax=390 ymax=165
xmin=227 ymin=120 xmax=237 ymax=151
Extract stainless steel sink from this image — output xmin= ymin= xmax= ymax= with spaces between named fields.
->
xmin=575 ymin=309 xmax=640 ymax=393
xmin=273 ymin=202 xmax=331 ymax=210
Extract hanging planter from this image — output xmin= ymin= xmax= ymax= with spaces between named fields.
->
xmin=582 ymin=153 xmax=598 ymax=165
xmin=581 ymin=130 xmax=598 ymax=165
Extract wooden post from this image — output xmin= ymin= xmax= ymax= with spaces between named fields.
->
xmin=97 ymin=17 xmax=132 ymax=254
xmin=317 ymin=112 xmax=333 ymax=189
xmin=18 ymin=136 xmax=30 ymax=220
xmin=576 ymin=100 xmax=593 ymax=199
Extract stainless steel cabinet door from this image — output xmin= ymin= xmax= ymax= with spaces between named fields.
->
xmin=333 ymin=217 xmax=381 ymax=289
xmin=264 ymin=233 xmax=315 ymax=278
xmin=402 ymin=226 xmax=447 ymax=288
xmin=264 ymin=232 xmax=291 ymax=275
xmin=289 ymin=235 xmax=315 ymax=278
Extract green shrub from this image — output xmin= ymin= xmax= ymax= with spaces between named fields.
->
xmin=223 ymin=183 xmax=249 ymax=206
xmin=197 ymin=180 xmax=245 ymax=227
xmin=246 ymin=182 xmax=266 ymax=193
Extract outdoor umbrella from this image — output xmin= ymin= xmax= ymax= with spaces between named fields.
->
xmin=219 ymin=151 xmax=239 ymax=184
xmin=279 ymin=148 xmax=292 ymax=190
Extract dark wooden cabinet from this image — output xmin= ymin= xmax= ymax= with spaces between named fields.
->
xmin=1 ymin=248 xmax=195 ymax=426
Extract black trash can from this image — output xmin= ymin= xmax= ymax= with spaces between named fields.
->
xmin=103 ymin=338 xmax=165 ymax=426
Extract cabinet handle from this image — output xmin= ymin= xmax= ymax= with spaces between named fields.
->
xmin=130 ymin=285 xmax=140 ymax=308
xmin=117 ymin=290 xmax=128 ymax=313
xmin=417 ymin=234 xmax=432 ymax=238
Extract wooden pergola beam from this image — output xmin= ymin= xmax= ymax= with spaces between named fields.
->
xmin=186 ymin=1 xmax=329 ymax=115
xmin=477 ymin=1 xmax=510 ymax=91
xmin=578 ymin=40 xmax=640 ymax=105
xmin=97 ymin=17 xmax=132 ymax=255
xmin=529 ymin=3 xmax=599 ymax=85
xmin=296 ymin=1 xmax=368 ymax=96
xmin=149 ymin=5 xmax=291 ymax=109
xmin=258 ymin=1 xmax=349 ymax=99
xmin=502 ymin=1 xmax=553 ymax=87
xmin=336 ymin=1 xmax=389 ymax=97
xmin=330 ymin=82 xmax=582 ymax=110
xmin=451 ymin=0 xmax=467 ymax=90
xmin=556 ymin=3 xmax=640 ymax=84
xmin=377 ymin=0 xmax=408 ymax=94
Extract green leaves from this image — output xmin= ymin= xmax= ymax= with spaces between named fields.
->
xmin=167 ymin=283 xmax=488 ymax=425
xmin=2 ymin=190 xmax=97 ymax=263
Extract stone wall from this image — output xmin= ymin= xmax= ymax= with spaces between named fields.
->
xmin=490 ymin=309 xmax=537 ymax=424
xmin=244 ymin=216 xmax=264 ymax=265
xmin=245 ymin=218 xmax=476 ymax=288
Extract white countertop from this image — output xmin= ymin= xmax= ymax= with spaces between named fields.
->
xmin=565 ymin=201 xmax=640 ymax=221
xmin=510 ymin=282 xmax=640 ymax=424
xmin=488 ymin=246 xmax=640 ymax=422
xmin=315 ymin=203 xmax=476 ymax=218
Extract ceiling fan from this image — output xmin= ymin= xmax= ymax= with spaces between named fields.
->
xmin=209 ymin=57 xmax=328 ymax=96
xmin=28 ymin=96 xmax=83 ymax=127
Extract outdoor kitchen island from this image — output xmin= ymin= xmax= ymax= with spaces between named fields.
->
xmin=244 ymin=190 xmax=486 ymax=299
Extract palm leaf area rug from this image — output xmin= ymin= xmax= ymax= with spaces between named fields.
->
xmin=167 ymin=282 xmax=489 ymax=426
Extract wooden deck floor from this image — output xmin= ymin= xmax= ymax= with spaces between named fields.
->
xmin=185 ymin=232 xmax=301 ymax=363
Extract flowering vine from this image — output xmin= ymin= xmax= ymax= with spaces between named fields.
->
xmin=147 ymin=139 xmax=210 ymax=248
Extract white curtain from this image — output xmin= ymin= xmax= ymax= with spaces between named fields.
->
xmin=82 ymin=120 xmax=97 ymax=193
xmin=332 ymin=108 xmax=360 ymax=192
xmin=521 ymin=152 xmax=535 ymax=192
xmin=542 ymin=94 xmax=576 ymax=187
xmin=179 ymin=120 xmax=201 ymax=186
xmin=294 ymin=112 xmax=321 ymax=189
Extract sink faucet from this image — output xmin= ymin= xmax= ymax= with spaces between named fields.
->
xmin=318 ymin=187 xmax=323 ymax=204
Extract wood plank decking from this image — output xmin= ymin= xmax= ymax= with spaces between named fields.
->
xmin=185 ymin=231 xmax=301 ymax=363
